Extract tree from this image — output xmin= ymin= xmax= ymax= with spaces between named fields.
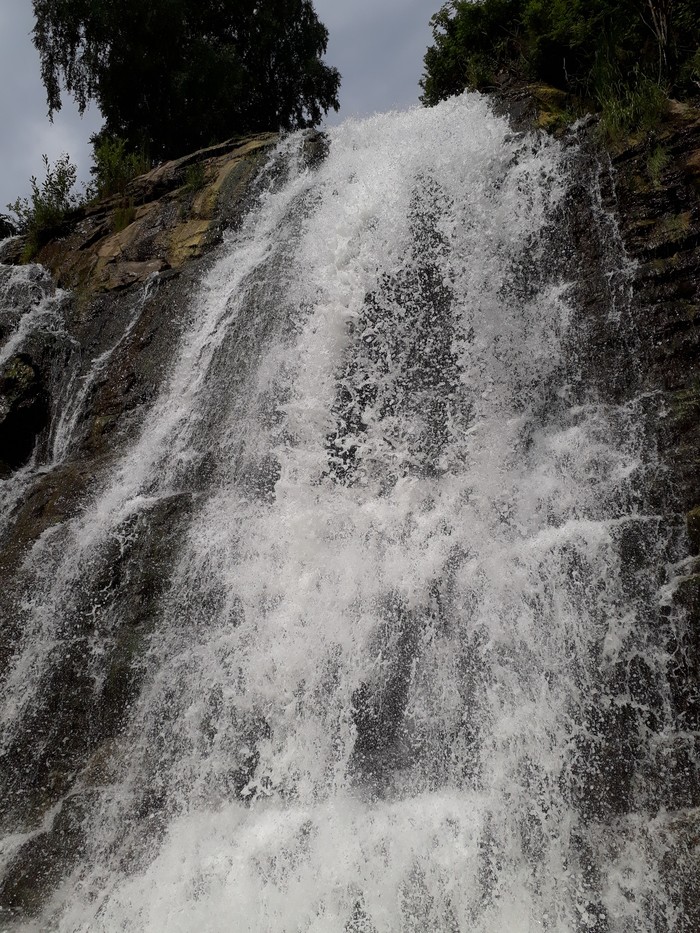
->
xmin=32 ymin=0 xmax=341 ymax=160
xmin=420 ymin=0 xmax=700 ymax=108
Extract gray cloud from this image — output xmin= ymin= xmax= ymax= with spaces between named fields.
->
xmin=1 ymin=0 xmax=100 ymax=212
xmin=1 ymin=0 xmax=438 ymax=212
xmin=316 ymin=0 xmax=436 ymax=117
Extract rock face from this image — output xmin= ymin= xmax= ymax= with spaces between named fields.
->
xmin=611 ymin=104 xmax=700 ymax=522
xmin=492 ymin=87 xmax=700 ymax=738
xmin=531 ymin=91 xmax=700 ymax=920
xmin=0 ymin=132 xmax=280 ymax=483
xmin=612 ymin=125 xmax=700 ymax=918
xmin=0 ymin=214 xmax=16 ymax=239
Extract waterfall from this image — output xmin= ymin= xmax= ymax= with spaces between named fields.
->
xmin=0 ymin=96 xmax=694 ymax=931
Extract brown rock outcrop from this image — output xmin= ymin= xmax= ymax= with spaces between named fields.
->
xmin=26 ymin=133 xmax=279 ymax=293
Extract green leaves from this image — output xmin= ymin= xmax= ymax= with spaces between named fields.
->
xmin=6 ymin=154 xmax=80 ymax=260
xmin=420 ymin=0 xmax=700 ymax=118
xmin=89 ymin=135 xmax=150 ymax=200
xmin=31 ymin=0 xmax=341 ymax=161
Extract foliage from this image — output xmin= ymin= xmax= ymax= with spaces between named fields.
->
xmin=7 ymin=154 xmax=80 ymax=260
xmin=678 ymin=47 xmax=700 ymax=92
xmin=646 ymin=143 xmax=670 ymax=185
xmin=421 ymin=0 xmax=700 ymax=137
xmin=598 ymin=74 xmax=667 ymax=144
xmin=421 ymin=0 xmax=523 ymax=97
xmin=184 ymin=163 xmax=207 ymax=194
xmin=111 ymin=203 xmax=137 ymax=234
xmin=32 ymin=0 xmax=341 ymax=162
xmin=90 ymin=135 xmax=150 ymax=199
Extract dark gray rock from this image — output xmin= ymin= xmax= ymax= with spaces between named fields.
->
xmin=0 ymin=354 xmax=49 ymax=475
xmin=0 ymin=214 xmax=17 ymax=239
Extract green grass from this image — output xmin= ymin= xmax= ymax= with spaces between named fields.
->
xmin=598 ymin=77 xmax=667 ymax=147
xmin=112 ymin=202 xmax=137 ymax=233
xmin=184 ymin=162 xmax=206 ymax=194
xmin=647 ymin=145 xmax=670 ymax=186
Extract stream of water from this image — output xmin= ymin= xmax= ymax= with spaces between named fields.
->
xmin=0 ymin=96 xmax=694 ymax=931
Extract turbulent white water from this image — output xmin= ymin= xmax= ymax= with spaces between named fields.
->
xmin=0 ymin=97 xmax=694 ymax=931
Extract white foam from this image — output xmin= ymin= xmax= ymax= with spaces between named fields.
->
xmin=0 ymin=97 xmax=685 ymax=932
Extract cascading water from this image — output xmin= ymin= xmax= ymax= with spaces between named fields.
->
xmin=0 ymin=264 xmax=67 ymax=530
xmin=0 ymin=96 xmax=696 ymax=931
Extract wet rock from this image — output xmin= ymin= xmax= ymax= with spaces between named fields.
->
xmin=0 ymin=236 xmax=25 ymax=265
xmin=659 ymin=809 xmax=700 ymax=932
xmin=687 ymin=506 xmax=700 ymax=554
xmin=486 ymin=88 xmax=700 ymax=841
xmin=350 ymin=599 xmax=422 ymax=788
xmin=327 ymin=184 xmax=457 ymax=486
xmin=345 ymin=899 xmax=379 ymax=932
xmin=0 ymin=135 xmax=277 ymax=919
xmin=670 ymin=571 xmax=700 ymax=737
xmin=607 ymin=107 xmax=700 ymax=778
xmin=570 ymin=702 xmax=639 ymax=821
xmin=0 ymin=214 xmax=17 ymax=239
xmin=302 ymin=130 xmax=330 ymax=168
xmin=101 ymin=258 xmax=170 ymax=291
xmin=490 ymin=77 xmax=580 ymax=136
xmin=0 ymin=792 xmax=95 ymax=922
xmin=0 ymin=354 xmax=49 ymax=475
xmin=0 ymin=490 xmax=195 ymax=921
xmin=609 ymin=105 xmax=700 ymax=505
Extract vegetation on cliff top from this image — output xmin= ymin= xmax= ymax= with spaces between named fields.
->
xmin=32 ymin=0 xmax=340 ymax=161
xmin=421 ymin=0 xmax=700 ymax=139
xmin=7 ymin=1 xmax=341 ymax=258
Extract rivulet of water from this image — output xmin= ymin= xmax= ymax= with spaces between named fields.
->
xmin=0 ymin=96 xmax=695 ymax=932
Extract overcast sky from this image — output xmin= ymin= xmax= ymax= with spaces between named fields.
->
xmin=0 ymin=0 xmax=438 ymax=213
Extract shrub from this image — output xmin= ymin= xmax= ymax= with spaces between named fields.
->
xmin=421 ymin=0 xmax=699 ymax=141
xmin=7 ymin=153 xmax=80 ymax=260
xmin=678 ymin=47 xmax=700 ymax=94
xmin=90 ymin=135 xmax=150 ymax=200
xmin=598 ymin=75 xmax=667 ymax=146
